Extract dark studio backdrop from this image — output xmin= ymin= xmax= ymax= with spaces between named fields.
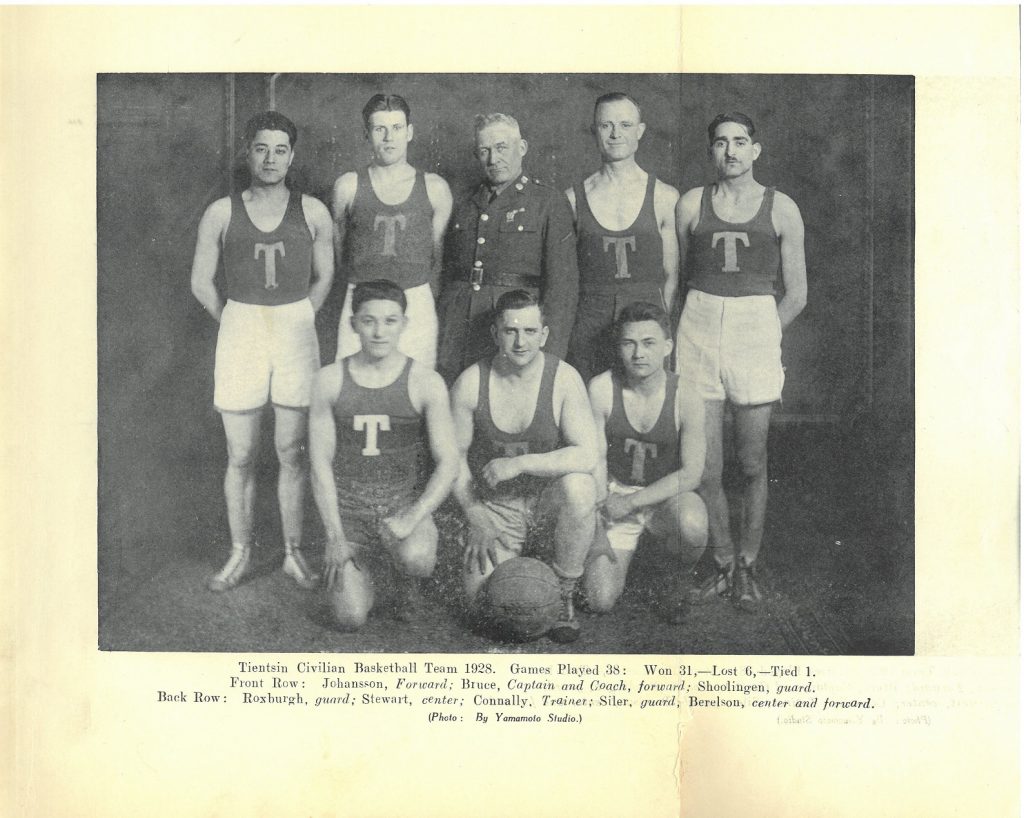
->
xmin=97 ymin=74 xmax=913 ymax=652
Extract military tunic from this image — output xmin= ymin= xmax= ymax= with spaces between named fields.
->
xmin=437 ymin=174 xmax=579 ymax=383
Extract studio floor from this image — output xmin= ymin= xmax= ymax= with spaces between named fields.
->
xmin=99 ymin=421 xmax=913 ymax=656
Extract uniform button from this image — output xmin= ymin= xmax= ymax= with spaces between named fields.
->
xmin=474 ymin=260 xmax=483 ymax=268
xmin=477 ymin=237 xmax=485 ymax=245
xmin=517 ymin=225 xmax=524 ymax=231
xmin=472 ymin=283 xmax=481 ymax=291
xmin=454 ymin=223 xmax=460 ymax=229
xmin=521 ymin=175 xmax=528 ymax=183
xmin=515 ymin=184 xmax=523 ymax=191
xmin=480 ymin=214 xmax=489 ymax=221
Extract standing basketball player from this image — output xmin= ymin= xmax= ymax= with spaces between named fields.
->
xmin=332 ymin=94 xmax=453 ymax=367
xmin=582 ymin=301 xmax=707 ymax=622
xmin=450 ymin=290 xmax=596 ymax=643
xmin=190 ymin=111 xmax=334 ymax=592
xmin=675 ymin=112 xmax=807 ymax=610
xmin=309 ymin=279 xmax=458 ymax=630
xmin=566 ymin=92 xmax=680 ymax=383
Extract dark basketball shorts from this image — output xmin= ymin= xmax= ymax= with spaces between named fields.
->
xmin=338 ymin=482 xmax=418 ymax=550
xmin=472 ymin=481 xmax=562 ymax=556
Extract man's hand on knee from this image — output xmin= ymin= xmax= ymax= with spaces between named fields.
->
xmin=324 ymin=539 xmax=360 ymax=589
xmin=601 ymin=492 xmax=634 ymax=523
xmin=463 ymin=507 xmax=506 ymax=575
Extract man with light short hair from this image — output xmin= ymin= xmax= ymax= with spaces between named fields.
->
xmin=331 ymin=93 xmax=453 ymax=368
xmin=190 ymin=110 xmax=335 ymax=592
xmin=675 ymin=112 xmax=807 ymax=611
xmin=437 ymin=113 xmax=579 ymax=383
xmin=567 ymin=92 xmax=681 ymax=383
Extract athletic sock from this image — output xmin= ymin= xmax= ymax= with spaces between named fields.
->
xmin=207 ymin=544 xmax=250 ymax=591
xmin=282 ymin=544 xmax=318 ymax=589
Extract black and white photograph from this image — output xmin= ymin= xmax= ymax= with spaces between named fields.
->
xmin=10 ymin=7 xmax=1020 ymax=818
xmin=98 ymin=73 xmax=914 ymax=655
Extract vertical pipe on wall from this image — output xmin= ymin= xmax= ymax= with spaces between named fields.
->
xmin=266 ymin=73 xmax=282 ymax=111
xmin=865 ymin=77 xmax=876 ymax=410
xmin=224 ymin=73 xmax=236 ymax=194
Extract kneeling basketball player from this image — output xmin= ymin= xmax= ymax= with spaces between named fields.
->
xmin=583 ymin=301 xmax=708 ymax=622
xmin=450 ymin=290 xmax=597 ymax=643
xmin=309 ymin=279 xmax=459 ymax=630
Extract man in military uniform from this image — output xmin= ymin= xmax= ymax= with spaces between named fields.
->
xmin=437 ymin=113 xmax=579 ymax=383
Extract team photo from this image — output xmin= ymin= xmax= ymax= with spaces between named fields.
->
xmin=98 ymin=73 xmax=914 ymax=654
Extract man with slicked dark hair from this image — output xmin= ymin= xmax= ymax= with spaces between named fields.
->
xmin=674 ymin=112 xmax=807 ymax=611
xmin=331 ymin=93 xmax=453 ymax=369
xmin=190 ymin=110 xmax=335 ymax=593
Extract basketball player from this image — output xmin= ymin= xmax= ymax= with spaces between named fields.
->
xmin=190 ymin=111 xmax=334 ymax=592
xmin=450 ymin=290 xmax=596 ymax=642
xmin=566 ymin=93 xmax=680 ymax=383
xmin=582 ymin=301 xmax=708 ymax=622
xmin=675 ymin=112 xmax=807 ymax=610
xmin=331 ymin=94 xmax=453 ymax=367
xmin=437 ymin=113 xmax=579 ymax=383
xmin=308 ymin=279 xmax=459 ymax=630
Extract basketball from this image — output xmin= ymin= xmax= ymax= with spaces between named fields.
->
xmin=483 ymin=557 xmax=561 ymax=641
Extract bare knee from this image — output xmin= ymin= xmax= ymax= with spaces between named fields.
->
xmin=275 ymin=437 xmax=305 ymax=470
xmin=737 ymin=446 xmax=768 ymax=481
xmin=394 ymin=541 xmax=437 ymax=578
xmin=392 ymin=518 xmax=437 ymax=577
xmin=556 ymin=473 xmax=595 ymax=518
xmin=679 ymin=493 xmax=709 ymax=549
xmin=656 ymin=494 xmax=708 ymax=561
xmin=584 ymin=561 xmax=624 ymax=613
xmin=226 ymin=446 xmax=257 ymax=472
xmin=327 ymin=589 xmax=372 ymax=631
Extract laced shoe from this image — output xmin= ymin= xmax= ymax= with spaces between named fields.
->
xmin=282 ymin=548 xmax=319 ymax=590
xmin=731 ymin=556 xmax=764 ymax=612
xmin=548 ymin=577 xmax=581 ymax=644
xmin=207 ymin=546 xmax=251 ymax=592
xmin=687 ymin=557 xmax=733 ymax=605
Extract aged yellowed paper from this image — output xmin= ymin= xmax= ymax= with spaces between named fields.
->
xmin=5 ymin=6 xmax=1019 ymax=817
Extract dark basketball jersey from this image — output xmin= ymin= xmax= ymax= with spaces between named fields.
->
xmin=222 ymin=189 xmax=313 ymax=305
xmin=469 ymin=352 xmax=562 ymax=498
xmin=333 ymin=356 xmax=423 ymax=493
xmin=605 ymin=372 xmax=680 ymax=487
xmin=574 ymin=173 xmax=664 ymax=290
xmin=688 ymin=185 xmax=781 ymax=297
xmin=343 ymin=168 xmax=433 ymax=288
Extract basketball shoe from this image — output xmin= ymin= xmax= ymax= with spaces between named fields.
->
xmin=548 ymin=576 xmax=581 ymax=644
xmin=732 ymin=556 xmax=764 ymax=612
